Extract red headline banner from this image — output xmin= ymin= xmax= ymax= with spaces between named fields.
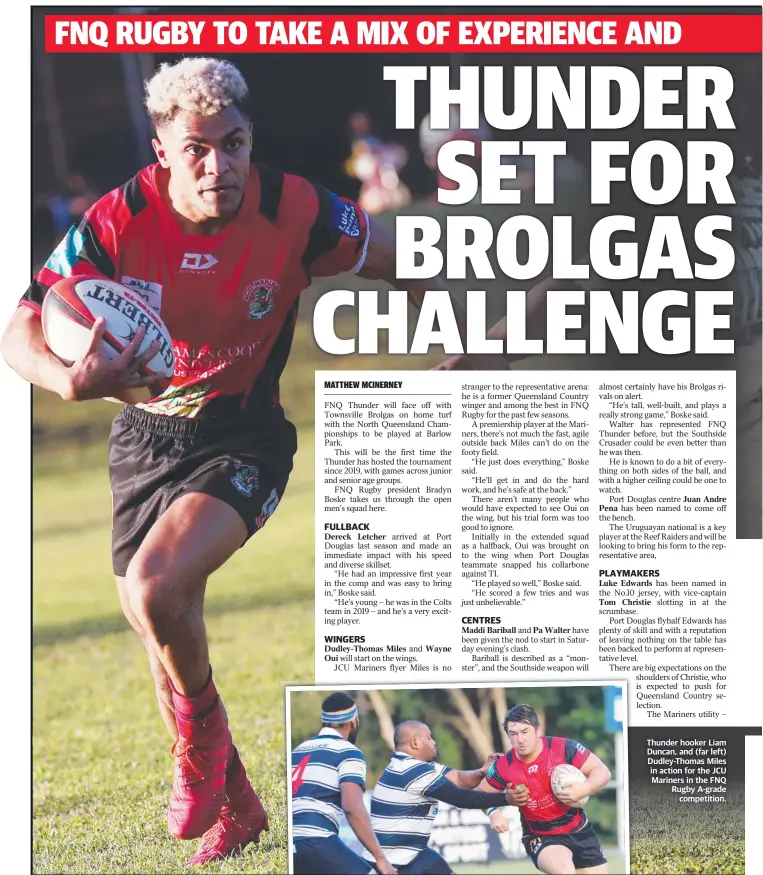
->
xmin=45 ymin=14 xmax=761 ymax=53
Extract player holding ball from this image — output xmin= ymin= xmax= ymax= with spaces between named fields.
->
xmin=2 ymin=57 xmax=494 ymax=866
xmin=480 ymin=705 xmax=612 ymax=875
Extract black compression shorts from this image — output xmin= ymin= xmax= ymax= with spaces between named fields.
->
xmin=108 ymin=404 xmax=296 ymax=576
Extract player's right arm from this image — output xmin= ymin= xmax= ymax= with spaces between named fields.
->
xmin=1 ymin=309 xmax=156 ymax=401
xmin=2 ymin=210 xmax=158 ymax=400
xmin=339 ymin=782 xmax=397 ymax=875
xmin=2 ymin=305 xmax=81 ymax=399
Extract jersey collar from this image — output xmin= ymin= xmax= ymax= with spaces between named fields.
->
xmin=318 ymin=728 xmax=344 ymax=738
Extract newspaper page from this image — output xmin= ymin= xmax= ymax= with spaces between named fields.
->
xmin=4 ymin=4 xmax=761 ymax=875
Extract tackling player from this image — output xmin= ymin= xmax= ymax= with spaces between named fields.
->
xmin=2 ymin=57 xmax=499 ymax=866
xmin=365 ymin=720 xmax=525 ymax=875
xmin=290 ymin=693 xmax=396 ymax=875
xmin=480 ymin=705 xmax=612 ymax=875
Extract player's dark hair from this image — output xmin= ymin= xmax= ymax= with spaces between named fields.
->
xmin=321 ymin=691 xmax=356 ymax=728
xmin=503 ymin=704 xmax=540 ymax=733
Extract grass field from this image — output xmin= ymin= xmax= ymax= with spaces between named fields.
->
xmin=629 ymin=782 xmax=745 ymax=875
xmin=452 ymin=851 xmax=626 ymax=874
xmin=32 ymin=323 xmax=434 ymax=874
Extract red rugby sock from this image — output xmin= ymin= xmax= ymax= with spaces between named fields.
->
xmin=171 ymin=667 xmax=220 ymax=734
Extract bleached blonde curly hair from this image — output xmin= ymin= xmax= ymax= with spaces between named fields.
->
xmin=145 ymin=57 xmax=250 ymax=129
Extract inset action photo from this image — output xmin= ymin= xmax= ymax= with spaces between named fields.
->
xmin=287 ymin=683 xmax=628 ymax=874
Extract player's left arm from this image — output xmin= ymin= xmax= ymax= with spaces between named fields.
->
xmin=446 ymin=753 xmax=501 ymax=789
xmin=358 ymin=217 xmax=509 ymax=370
xmin=556 ymin=751 xmax=612 ymax=807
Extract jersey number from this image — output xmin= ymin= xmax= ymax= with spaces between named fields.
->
xmin=292 ymin=754 xmax=310 ymax=795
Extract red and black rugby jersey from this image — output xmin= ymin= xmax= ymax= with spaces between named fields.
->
xmin=486 ymin=736 xmax=591 ymax=836
xmin=22 ymin=163 xmax=370 ymax=419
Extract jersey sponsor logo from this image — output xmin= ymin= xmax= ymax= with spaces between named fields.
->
xmin=575 ymin=743 xmax=587 ymax=755
xmin=292 ymin=754 xmax=311 ymax=795
xmin=329 ymin=192 xmax=361 ymax=238
xmin=120 ymin=276 xmax=163 ymax=313
xmin=172 ymin=341 xmax=261 ymax=378
xmin=256 ymin=488 xmax=281 ymax=528
xmin=45 ymin=226 xmax=85 ymax=277
xmin=243 ymin=278 xmax=280 ymax=320
xmin=230 ymin=461 xmax=259 ymax=497
xmin=529 ymin=764 xmax=539 ymax=773
xmin=181 ymin=253 xmax=219 ymax=271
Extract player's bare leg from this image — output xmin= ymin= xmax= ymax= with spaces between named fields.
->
xmin=576 ymin=865 xmax=609 ymax=874
xmin=116 ymin=576 xmax=178 ymax=738
xmin=536 ymin=844 xmax=577 ymax=875
xmin=123 ymin=492 xmax=242 ymax=695
xmin=117 ymin=492 xmax=268 ymax=856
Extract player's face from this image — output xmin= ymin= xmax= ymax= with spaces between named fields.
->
xmin=417 ymin=726 xmax=438 ymax=762
xmin=506 ymin=721 xmax=542 ymax=758
xmin=154 ymin=105 xmax=253 ymax=223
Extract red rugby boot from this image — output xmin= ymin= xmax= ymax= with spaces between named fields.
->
xmin=187 ymin=747 xmax=269 ymax=866
xmin=168 ymin=672 xmax=231 ymax=840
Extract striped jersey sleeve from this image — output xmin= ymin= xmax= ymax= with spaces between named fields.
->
xmin=485 ymin=754 xmax=512 ymax=790
xmin=287 ymin=176 xmax=370 ymax=279
xmin=405 ymin=761 xmax=451 ymax=796
xmin=337 ymin=747 xmax=367 ymax=787
xmin=22 ymin=175 xmax=146 ymax=311
xmin=564 ymin=738 xmax=591 ymax=770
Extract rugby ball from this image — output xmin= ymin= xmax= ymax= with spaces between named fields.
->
xmin=551 ymin=764 xmax=589 ymax=807
xmin=41 ymin=276 xmax=174 ymax=381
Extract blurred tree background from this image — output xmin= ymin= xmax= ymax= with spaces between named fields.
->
xmin=290 ymin=685 xmax=619 ymax=843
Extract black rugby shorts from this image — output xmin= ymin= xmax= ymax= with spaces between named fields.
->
xmin=109 ymin=404 xmax=296 ymax=576
xmin=523 ymin=822 xmax=607 ymax=871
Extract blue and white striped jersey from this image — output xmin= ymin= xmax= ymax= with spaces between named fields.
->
xmin=363 ymin=753 xmax=452 ymax=865
xmin=291 ymin=728 xmax=366 ymax=840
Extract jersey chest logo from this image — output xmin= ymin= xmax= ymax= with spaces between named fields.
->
xmin=243 ymin=278 xmax=280 ymax=319
xmin=181 ymin=253 xmax=219 ymax=271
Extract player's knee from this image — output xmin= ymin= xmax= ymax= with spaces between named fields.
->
xmin=124 ymin=560 xmax=184 ymax=635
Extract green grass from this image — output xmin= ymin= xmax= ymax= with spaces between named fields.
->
xmin=629 ymin=783 xmax=745 ymax=875
xmin=452 ymin=851 xmax=626 ymax=874
xmin=32 ymin=322 xmax=438 ymax=873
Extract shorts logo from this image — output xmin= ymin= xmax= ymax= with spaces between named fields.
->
xmin=230 ymin=461 xmax=259 ymax=498
xmin=181 ymin=253 xmax=219 ymax=271
xmin=529 ymin=838 xmax=542 ymax=855
xmin=256 ymin=488 xmax=281 ymax=528
xmin=243 ymin=278 xmax=280 ymax=320
xmin=329 ymin=192 xmax=361 ymax=238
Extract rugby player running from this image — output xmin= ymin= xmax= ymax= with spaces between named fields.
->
xmin=2 ymin=58 xmax=502 ymax=866
xmin=366 ymin=720 xmax=526 ymax=875
xmin=479 ymin=705 xmax=612 ymax=875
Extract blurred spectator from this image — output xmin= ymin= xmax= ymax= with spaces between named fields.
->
xmin=344 ymin=110 xmax=411 ymax=214
xmin=419 ymin=107 xmax=493 ymax=194
xmin=47 ymin=172 xmax=99 ymax=236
